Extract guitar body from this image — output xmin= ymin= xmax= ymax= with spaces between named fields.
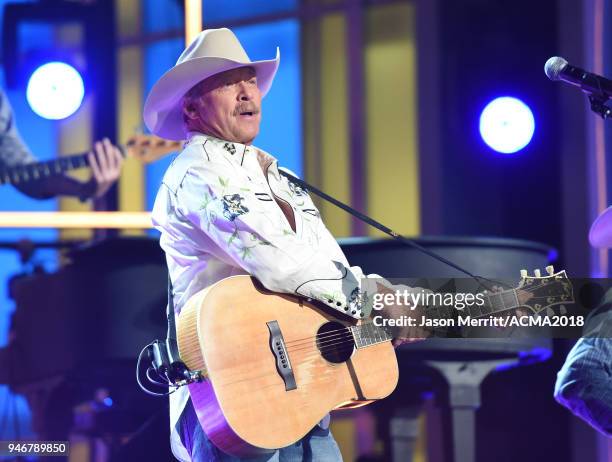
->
xmin=177 ymin=275 xmax=399 ymax=457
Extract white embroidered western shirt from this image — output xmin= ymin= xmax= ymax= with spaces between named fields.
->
xmin=151 ymin=132 xmax=380 ymax=461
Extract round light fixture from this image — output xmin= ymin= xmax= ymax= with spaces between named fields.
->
xmin=26 ymin=62 xmax=84 ymax=120
xmin=479 ymin=96 xmax=535 ymax=154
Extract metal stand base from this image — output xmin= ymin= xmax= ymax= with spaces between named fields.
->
xmin=427 ymin=359 xmax=516 ymax=462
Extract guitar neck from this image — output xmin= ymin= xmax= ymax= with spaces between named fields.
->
xmin=423 ymin=288 xmax=520 ymax=319
xmin=351 ymin=322 xmax=393 ymax=348
xmin=0 ymin=149 xmax=124 ymax=186
xmin=352 ymin=287 xmax=522 ymax=348
xmin=1 ymin=135 xmax=183 ymax=187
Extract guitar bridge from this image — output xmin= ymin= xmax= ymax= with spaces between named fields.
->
xmin=266 ymin=321 xmax=297 ymax=391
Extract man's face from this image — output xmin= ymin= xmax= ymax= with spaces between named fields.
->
xmin=184 ymin=67 xmax=262 ymax=145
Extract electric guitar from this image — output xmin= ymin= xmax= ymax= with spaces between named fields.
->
xmin=177 ymin=267 xmax=573 ymax=457
xmin=0 ymin=134 xmax=181 ymax=186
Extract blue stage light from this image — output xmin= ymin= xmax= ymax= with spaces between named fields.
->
xmin=26 ymin=62 xmax=84 ymax=120
xmin=479 ymin=97 xmax=535 ymax=154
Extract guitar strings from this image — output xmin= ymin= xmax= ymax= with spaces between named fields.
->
xmin=287 ymin=325 xmax=391 ymax=350
xmin=283 ymin=291 xmax=568 ymax=350
xmin=287 ymin=333 xmax=363 ymax=354
xmin=285 ymin=292 xmax=567 ymax=356
xmin=291 ymin=279 xmax=570 ymax=341
xmin=286 ymin=294 xmax=565 ymax=356
xmin=284 ymin=324 xmax=380 ymax=349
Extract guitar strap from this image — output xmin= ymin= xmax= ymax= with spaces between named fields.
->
xmin=278 ymin=170 xmax=500 ymax=287
xmin=166 ymin=273 xmax=189 ymax=382
xmin=167 ymin=274 xmax=177 ymax=351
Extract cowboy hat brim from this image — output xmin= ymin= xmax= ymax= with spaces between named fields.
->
xmin=143 ymin=48 xmax=279 ymax=141
xmin=589 ymin=206 xmax=612 ymax=248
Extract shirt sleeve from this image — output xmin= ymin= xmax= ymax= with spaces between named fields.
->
xmin=0 ymin=88 xmax=37 ymax=169
xmin=554 ymin=337 xmax=612 ymax=436
xmin=169 ymin=157 xmax=373 ymax=319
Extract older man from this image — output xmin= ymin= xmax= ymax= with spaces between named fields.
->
xmin=146 ymin=28 xmax=415 ymax=461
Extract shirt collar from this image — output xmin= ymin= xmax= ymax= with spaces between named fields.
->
xmin=186 ymin=131 xmax=249 ymax=158
xmin=186 ymin=131 xmax=280 ymax=178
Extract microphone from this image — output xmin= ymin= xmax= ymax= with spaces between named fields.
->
xmin=544 ymin=56 xmax=612 ymax=99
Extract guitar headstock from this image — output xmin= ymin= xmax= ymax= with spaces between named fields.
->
xmin=124 ymin=134 xmax=183 ymax=164
xmin=516 ymin=266 xmax=574 ymax=314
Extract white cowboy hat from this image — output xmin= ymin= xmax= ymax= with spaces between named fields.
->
xmin=143 ymin=28 xmax=280 ymax=140
xmin=589 ymin=206 xmax=612 ymax=248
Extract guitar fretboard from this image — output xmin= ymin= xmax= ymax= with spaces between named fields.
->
xmin=424 ymin=289 xmax=520 ymax=319
xmin=351 ymin=287 xmax=521 ymax=349
xmin=351 ymin=322 xmax=393 ymax=348
xmin=0 ymin=153 xmax=91 ymax=185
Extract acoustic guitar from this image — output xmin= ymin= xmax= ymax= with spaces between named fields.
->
xmin=0 ymin=134 xmax=181 ymax=186
xmin=177 ymin=267 xmax=573 ymax=457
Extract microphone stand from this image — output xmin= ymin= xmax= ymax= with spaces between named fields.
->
xmin=588 ymin=93 xmax=612 ymax=119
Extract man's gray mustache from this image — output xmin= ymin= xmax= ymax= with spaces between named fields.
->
xmin=234 ymin=106 xmax=260 ymax=115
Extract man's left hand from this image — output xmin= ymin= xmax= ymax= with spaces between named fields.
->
xmin=81 ymin=138 xmax=124 ymax=200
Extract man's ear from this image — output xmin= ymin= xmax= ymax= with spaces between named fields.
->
xmin=182 ymin=100 xmax=198 ymax=120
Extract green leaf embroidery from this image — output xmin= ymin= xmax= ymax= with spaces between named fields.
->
xmin=247 ymin=232 xmax=271 ymax=246
xmin=227 ymin=228 xmax=239 ymax=246
xmin=200 ymin=191 xmax=213 ymax=210
xmin=240 ymin=246 xmax=252 ymax=260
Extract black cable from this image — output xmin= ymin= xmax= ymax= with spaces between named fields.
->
xmin=136 ymin=344 xmax=177 ymax=397
xmin=146 ymin=368 xmax=171 ymax=387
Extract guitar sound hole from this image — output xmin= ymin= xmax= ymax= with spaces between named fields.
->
xmin=316 ymin=321 xmax=355 ymax=364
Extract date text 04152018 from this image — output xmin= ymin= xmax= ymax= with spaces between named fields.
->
xmin=0 ymin=441 xmax=69 ymax=457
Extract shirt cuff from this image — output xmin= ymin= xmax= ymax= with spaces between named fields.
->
xmin=295 ymin=270 xmax=376 ymax=319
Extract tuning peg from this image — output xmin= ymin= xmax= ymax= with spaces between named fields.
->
xmin=559 ymin=305 xmax=567 ymax=315
xmin=546 ymin=307 xmax=554 ymax=316
xmin=520 ymin=269 xmax=528 ymax=278
xmin=546 ymin=265 xmax=554 ymax=275
xmin=534 ymin=269 xmax=541 ymax=277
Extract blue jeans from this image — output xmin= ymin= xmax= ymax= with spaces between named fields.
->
xmin=178 ymin=399 xmax=343 ymax=461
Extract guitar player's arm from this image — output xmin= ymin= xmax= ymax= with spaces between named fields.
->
xmin=554 ymin=302 xmax=612 ymax=437
xmin=0 ymin=88 xmax=123 ymax=200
